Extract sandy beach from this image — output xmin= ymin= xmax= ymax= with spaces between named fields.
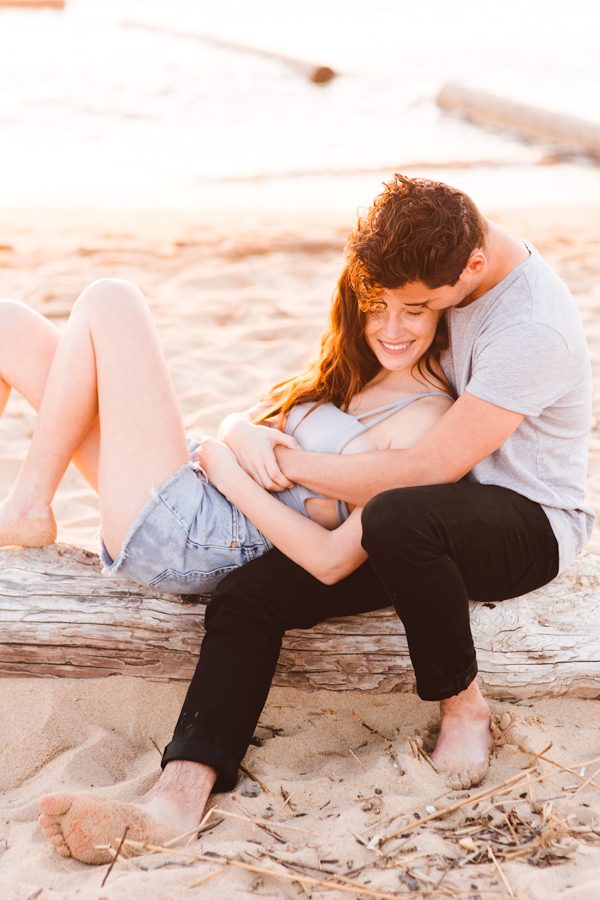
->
xmin=0 ymin=203 xmax=599 ymax=898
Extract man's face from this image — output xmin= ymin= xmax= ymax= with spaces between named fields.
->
xmin=382 ymin=277 xmax=473 ymax=312
xmin=381 ymin=248 xmax=487 ymax=311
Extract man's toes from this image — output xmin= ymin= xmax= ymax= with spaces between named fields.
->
xmin=38 ymin=818 xmax=62 ymax=837
xmin=445 ymin=764 xmax=488 ymax=791
xmin=446 ymin=770 xmax=469 ymax=791
xmin=38 ymin=793 xmax=73 ymax=817
xmin=467 ymin=763 xmax=488 ymax=788
xmin=49 ymin=833 xmax=71 ymax=857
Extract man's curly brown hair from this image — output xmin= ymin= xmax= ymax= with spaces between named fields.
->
xmin=347 ymin=174 xmax=487 ymax=298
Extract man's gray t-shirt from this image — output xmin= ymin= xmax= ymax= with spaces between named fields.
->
xmin=440 ymin=241 xmax=594 ymax=573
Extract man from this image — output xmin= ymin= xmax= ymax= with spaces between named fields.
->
xmin=38 ymin=175 xmax=594 ymax=864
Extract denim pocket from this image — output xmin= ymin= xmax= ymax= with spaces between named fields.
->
xmin=185 ymin=481 xmax=240 ymax=551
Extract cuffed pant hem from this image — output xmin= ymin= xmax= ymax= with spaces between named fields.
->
xmin=161 ymin=736 xmax=239 ymax=793
xmin=415 ymin=656 xmax=478 ymax=701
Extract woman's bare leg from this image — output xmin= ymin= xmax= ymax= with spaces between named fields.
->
xmin=22 ymin=278 xmax=218 ymax=862
xmin=0 ymin=277 xmax=189 ymax=558
xmin=0 ymin=299 xmax=100 ymax=491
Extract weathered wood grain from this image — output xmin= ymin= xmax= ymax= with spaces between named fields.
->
xmin=1 ymin=544 xmax=599 ymax=698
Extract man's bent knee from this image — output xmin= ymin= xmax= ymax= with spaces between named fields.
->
xmin=361 ymin=486 xmax=448 ymax=559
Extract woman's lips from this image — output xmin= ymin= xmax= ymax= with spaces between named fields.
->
xmin=379 ymin=339 xmax=414 ymax=353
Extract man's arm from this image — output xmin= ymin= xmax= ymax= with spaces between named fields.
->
xmin=275 ymin=392 xmax=525 ymax=506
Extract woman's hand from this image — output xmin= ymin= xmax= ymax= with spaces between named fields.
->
xmin=217 ymin=416 xmax=299 ymax=492
xmin=197 ymin=437 xmax=245 ymax=495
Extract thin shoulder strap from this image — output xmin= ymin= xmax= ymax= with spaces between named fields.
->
xmin=355 ymin=391 xmax=449 ymax=428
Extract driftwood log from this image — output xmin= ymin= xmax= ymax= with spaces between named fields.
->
xmin=1 ymin=544 xmax=599 ymax=699
xmin=122 ymin=20 xmax=336 ymax=85
xmin=0 ymin=1 xmax=65 ymax=7
xmin=437 ymin=82 xmax=600 ymax=161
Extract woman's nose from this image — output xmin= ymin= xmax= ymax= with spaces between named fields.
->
xmin=380 ymin=314 xmax=409 ymax=339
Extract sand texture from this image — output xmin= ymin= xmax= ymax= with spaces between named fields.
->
xmin=0 ymin=206 xmax=598 ymax=897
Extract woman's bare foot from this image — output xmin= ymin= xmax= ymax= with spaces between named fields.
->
xmin=0 ymin=496 xmax=56 ymax=548
xmin=430 ymin=679 xmax=493 ymax=790
xmin=37 ymin=760 xmax=217 ymax=865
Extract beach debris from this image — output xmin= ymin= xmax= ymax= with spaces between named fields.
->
xmin=458 ymin=836 xmax=478 ymax=852
xmin=280 ymin=787 xmax=295 ymax=811
xmin=100 ymin=825 xmax=129 ymax=888
xmin=148 ymin=736 xmax=162 ymax=757
xmin=437 ymin=82 xmax=600 ymax=161
xmin=397 ymin=872 xmax=421 ymax=892
xmin=208 ymin=805 xmax=319 ymax=837
xmin=410 ymin=736 xmax=439 ymax=773
xmin=348 ymin=746 xmax=368 ymax=770
xmin=105 ymin=742 xmax=600 ymax=898
xmin=241 ymin=780 xmax=261 ymax=798
xmin=487 ymin=846 xmax=515 ymax=897
xmin=121 ymin=20 xmax=336 ymax=85
xmin=239 ymin=762 xmax=270 ymax=793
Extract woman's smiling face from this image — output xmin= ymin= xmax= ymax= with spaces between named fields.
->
xmin=363 ymin=292 xmax=441 ymax=372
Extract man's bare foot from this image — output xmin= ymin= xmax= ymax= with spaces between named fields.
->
xmin=38 ymin=760 xmax=218 ymax=865
xmin=0 ymin=496 xmax=56 ymax=548
xmin=430 ymin=679 xmax=493 ymax=791
xmin=37 ymin=794 xmax=181 ymax=864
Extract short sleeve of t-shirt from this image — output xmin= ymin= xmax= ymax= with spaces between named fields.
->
xmin=466 ymin=322 xmax=578 ymax=417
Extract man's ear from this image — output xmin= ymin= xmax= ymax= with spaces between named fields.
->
xmin=463 ymin=248 xmax=486 ymax=277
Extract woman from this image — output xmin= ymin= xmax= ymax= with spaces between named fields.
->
xmin=0 ymin=266 xmax=452 ymax=587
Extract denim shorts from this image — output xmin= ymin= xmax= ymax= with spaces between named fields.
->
xmin=99 ymin=438 xmax=272 ymax=594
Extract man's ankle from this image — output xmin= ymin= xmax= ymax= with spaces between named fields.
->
xmin=439 ymin=680 xmax=491 ymax=719
xmin=152 ymin=760 xmax=218 ymax=795
xmin=136 ymin=761 xmax=218 ymax=831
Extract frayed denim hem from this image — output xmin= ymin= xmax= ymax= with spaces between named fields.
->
xmin=99 ymin=459 xmax=199 ymax=576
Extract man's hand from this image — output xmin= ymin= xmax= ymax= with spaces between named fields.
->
xmin=219 ymin=418 xmax=299 ymax=492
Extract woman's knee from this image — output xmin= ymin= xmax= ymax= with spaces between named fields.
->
xmin=0 ymin=300 xmax=54 ymax=358
xmin=72 ymin=278 xmax=147 ymax=322
xmin=0 ymin=298 xmax=34 ymax=332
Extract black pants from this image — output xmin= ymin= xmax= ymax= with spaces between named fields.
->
xmin=162 ymin=482 xmax=559 ymax=791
